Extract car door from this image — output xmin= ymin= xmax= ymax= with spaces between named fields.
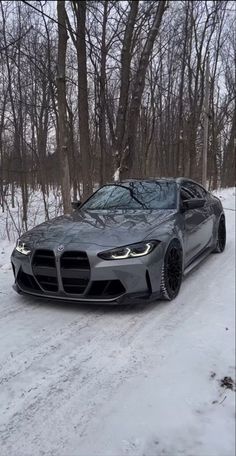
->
xmin=181 ymin=182 xmax=214 ymax=265
xmin=180 ymin=187 xmax=200 ymax=264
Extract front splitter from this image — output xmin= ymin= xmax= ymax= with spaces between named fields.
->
xmin=13 ymin=283 xmax=158 ymax=305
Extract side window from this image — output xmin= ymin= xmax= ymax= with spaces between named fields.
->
xmin=195 ymin=185 xmax=207 ymax=198
xmin=180 ymin=187 xmax=194 ymax=201
xmin=183 ymin=182 xmax=206 ymax=198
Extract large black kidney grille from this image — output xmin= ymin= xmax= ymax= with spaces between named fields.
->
xmin=32 ymin=249 xmax=58 ymax=292
xmin=60 ymin=251 xmax=90 ymax=294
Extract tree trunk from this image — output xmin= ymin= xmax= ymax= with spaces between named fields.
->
xmin=99 ymin=1 xmax=108 ymax=185
xmin=119 ymin=0 xmax=167 ymax=179
xmin=57 ymin=0 xmax=71 ymax=214
xmin=115 ymin=0 xmax=139 ymax=168
xmin=76 ymin=1 xmax=93 ymax=200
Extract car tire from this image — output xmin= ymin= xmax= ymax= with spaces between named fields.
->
xmin=160 ymin=239 xmax=183 ymax=301
xmin=213 ymin=215 xmax=226 ymax=253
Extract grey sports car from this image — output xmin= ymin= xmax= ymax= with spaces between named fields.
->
xmin=11 ymin=178 xmax=226 ymax=304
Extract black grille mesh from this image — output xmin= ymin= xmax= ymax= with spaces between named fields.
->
xmin=60 ymin=251 xmax=90 ymax=294
xmin=32 ymin=249 xmax=58 ymax=292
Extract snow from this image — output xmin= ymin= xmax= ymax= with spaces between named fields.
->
xmin=0 ymin=188 xmax=235 ymax=456
xmin=113 ymin=167 xmax=120 ymax=182
xmin=0 ymin=188 xmax=63 ymax=241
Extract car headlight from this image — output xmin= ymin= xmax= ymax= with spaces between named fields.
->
xmin=15 ymin=239 xmax=31 ymax=255
xmin=98 ymin=241 xmax=159 ymax=260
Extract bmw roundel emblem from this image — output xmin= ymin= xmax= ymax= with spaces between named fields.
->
xmin=57 ymin=245 xmax=65 ymax=252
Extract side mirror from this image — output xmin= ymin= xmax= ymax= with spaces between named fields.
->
xmin=182 ymin=198 xmax=206 ymax=211
xmin=71 ymin=200 xmax=81 ymax=210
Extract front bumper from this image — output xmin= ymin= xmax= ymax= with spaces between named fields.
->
xmin=11 ymin=245 xmax=164 ymax=304
xmin=13 ymin=282 xmax=160 ymax=305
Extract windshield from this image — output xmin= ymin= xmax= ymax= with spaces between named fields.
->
xmin=82 ymin=181 xmax=177 ymax=210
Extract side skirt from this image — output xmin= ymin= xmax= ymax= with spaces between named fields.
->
xmin=183 ymin=247 xmax=213 ymax=276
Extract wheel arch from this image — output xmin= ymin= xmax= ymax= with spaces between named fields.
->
xmin=162 ymin=236 xmax=184 ymax=273
xmin=213 ymin=211 xmax=226 ymax=241
xmin=160 ymin=237 xmax=183 ymax=300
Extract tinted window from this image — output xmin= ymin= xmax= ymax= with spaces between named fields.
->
xmin=180 ymin=188 xmax=194 ymax=200
xmin=82 ymin=181 xmax=177 ymax=210
xmin=183 ymin=182 xmax=206 ymax=198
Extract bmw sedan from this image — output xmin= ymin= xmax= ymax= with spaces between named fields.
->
xmin=11 ymin=178 xmax=226 ymax=304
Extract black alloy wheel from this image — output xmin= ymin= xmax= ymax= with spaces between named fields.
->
xmin=160 ymin=239 xmax=183 ymax=301
xmin=213 ymin=216 xmax=226 ymax=253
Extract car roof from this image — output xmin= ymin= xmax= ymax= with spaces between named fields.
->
xmin=112 ymin=177 xmax=206 ymax=188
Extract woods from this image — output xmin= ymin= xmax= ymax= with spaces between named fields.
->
xmin=0 ymin=0 xmax=235 ymax=218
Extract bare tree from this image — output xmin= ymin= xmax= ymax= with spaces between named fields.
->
xmin=66 ymin=0 xmax=93 ymax=200
xmin=114 ymin=0 xmax=139 ymax=176
xmin=0 ymin=0 xmax=234 ymax=236
xmin=57 ymin=0 xmax=71 ymax=213
xmin=119 ymin=0 xmax=167 ymax=179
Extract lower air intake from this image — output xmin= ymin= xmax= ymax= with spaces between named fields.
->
xmin=17 ymin=270 xmax=41 ymax=292
xmin=87 ymin=280 xmax=125 ymax=298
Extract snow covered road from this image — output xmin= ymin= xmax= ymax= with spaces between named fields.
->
xmin=0 ymin=189 xmax=235 ymax=456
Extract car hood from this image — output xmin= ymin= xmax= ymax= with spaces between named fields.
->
xmin=20 ymin=209 xmax=176 ymax=249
